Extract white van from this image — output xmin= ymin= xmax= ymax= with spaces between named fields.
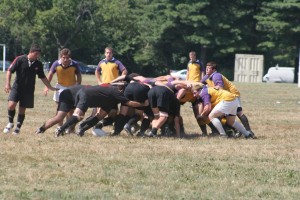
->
xmin=263 ymin=65 xmax=294 ymax=83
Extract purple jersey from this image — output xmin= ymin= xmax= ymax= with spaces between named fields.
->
xmin=201 ymin=72 xmax=224 ymax=88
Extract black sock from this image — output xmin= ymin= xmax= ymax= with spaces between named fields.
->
xmin=8 ymin=110 xmax=15 ymax=123
xmin=16 ymin=114 xmax=25 ymax=128
xmin=208 ymin=122 xmax=218 ymax=133
xmin=79 ymin=116 xmax=93 ymax=128
xmin=113 ymin=115 xmax=128 ymax=134
xmin=127 ymin=114 xmax=141 ymax=126
xmin=102 ymin=117 xmax=114 ymax=126
xmin=151 ymin=128 xmax=158 ymax=135
xmin=140 ymin=118 xmax=150 ymax=132
xmin=60 ymin=116 xmax=79 ymax=132
xmin=39 ymin=125 xmax=46 ymax=132
xmin=239 ymin=114 xmax=251 ymax=130
xmin=199 ymin=123 xmax=207 ymax=134
xmin=81 ymin=116 xmax=100 ymax=131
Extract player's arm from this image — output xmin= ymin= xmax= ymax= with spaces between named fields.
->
xmin=111 ymin=75 xmax=126 ymax=83
xmin=213 ymin=74 xmax=224 ymax=89
xmin=95 ymin=69 xmax=102 ymax=84
xmin=121 ymin=69 xmax=128 ymax=76
xmin=41 ymin=77 xmax=58 ymax=91
xmin=201 ymin=70 xmax=205 ymax=80
xmin=198 ymin=91 xmax=212 ymax=117
xmin=126 ymin=99 xmax=149 ymax=108
xmin=44 ymin=71 xmax=54 ymax=95
xmin=186 ymin=66 xmax=190 ymax=80
xmin=201 ymin=103 xmax=211 ymax=116
xmin=4 ymin=70 xmax=12 ymax=93
xmin=76 ymin=71 xmax=82 ymax=85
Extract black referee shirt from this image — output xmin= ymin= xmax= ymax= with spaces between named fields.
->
xmin=9 ymin=55 xmax=46 ymax=94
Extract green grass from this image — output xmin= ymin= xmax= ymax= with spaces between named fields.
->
xmin=0 ymin=73 xmax=300 ymax=199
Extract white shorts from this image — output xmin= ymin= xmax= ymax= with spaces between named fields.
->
xmin=213 ymin=98 xmax=239 ymax=116
xmin=53 ymin=83 xmax=68 ymax=102
xmin=237 ymin=97 xmax=242 ymax=108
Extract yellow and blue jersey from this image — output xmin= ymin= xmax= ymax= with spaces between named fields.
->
xmin=50 ymin=59 xmax=81 ymax=87
xmin=96 ymin=57 xmax=126 ymax=83
xmin=187 ymin=59 xmax=204 ymax=82
xmin=200 ymin=86 xmax=237 ymax=108
xmin=201 ymin=72 xmax=240 ymax=96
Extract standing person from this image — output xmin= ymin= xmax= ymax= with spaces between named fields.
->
xmin=94 ymin=47 xmax=128 ymax=127
xmin=201 ymin=61 xmax=255 ymax=137
xmin=3 ymin=44 xmax=57 ymax=135
xmin=95 ymin=47 xmax=127 ymax=84
xmin=186 ymin=51 xmax=205 ymax=82
xmin=44 ymin=48 xmax=82 ymax=132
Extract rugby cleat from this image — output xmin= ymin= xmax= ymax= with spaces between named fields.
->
xmin=3 ymin=123 xmax=14 ymax=134
xmin=123 ymin=124 xmax=133 ymax=136
xmin=12 ymin=127 xmax=20 ymax=135
xmin=55 ymin=127 xmax=63 ymax=137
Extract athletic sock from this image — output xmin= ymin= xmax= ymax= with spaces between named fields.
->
xmin=16 ymin=114 xmax=25 ymax=129
xmin=208 ymin=122 xmax=219 ymax=134
xmin=140 ymin=118 xmax=151 ymax=132
xmin=8 ymin=110 xmax=16 ymax=123
xmin=151 ymin=128 xmax=158 ymax=135
xmin=210 ymin=118 xmax=226 ymax=135
xmin=239 ymin=114 xmax=251 ymax=131
xmin=81 ymin=116 xmax=100 ymax=131
xmin=232 ymin=121 xmax=249 ymax=137
xmin=60 ymin=116 xmax=79 ymax=132
xmin=199 ymin=124 xmax=207 ymax=134
xmin=79 ymin=116 xmax=92 ymax=128
xmin=102 ymin=117 xmax=114 ymax=126
xmin=113 ymin=114 xmax=128 ymax=134
xmin=127 ymin=114 xmax=141 ymax=126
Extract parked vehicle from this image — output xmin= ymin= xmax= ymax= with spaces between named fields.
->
xmin=263 ymin=65 xmax=294 ymax=83
xmin=170 ymin=69 xmax=187 ymax=80
xmin=78 ymin=62 xmax=96 ymax=74
xmin=0 ymin=60 xmax=11 ymax=71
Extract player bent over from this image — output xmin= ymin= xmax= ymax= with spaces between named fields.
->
xmin=35 ymin=85 xmax=88 ymax=134
xmin=192 ymin=85 xmax=255 ymax=139
xmin=55 ymin=84 xmax=148 ymax=137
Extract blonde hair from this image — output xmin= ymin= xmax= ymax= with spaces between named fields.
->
xmin=192 ymin=83 xmax=204 ymax=91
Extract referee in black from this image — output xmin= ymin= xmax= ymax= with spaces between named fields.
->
xmin=4 ymin=44 xmax=57 ymax=135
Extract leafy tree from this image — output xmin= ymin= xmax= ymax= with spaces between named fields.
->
xmin=256 ymin=0 xmax=300 ymax=67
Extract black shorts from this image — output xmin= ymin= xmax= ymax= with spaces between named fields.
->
xmin=144 ymin=106 xmax=154 ymax=118
xmin=168 ymin=98 xmax=180 ymax=116
xmin=8 ymin=88 xmax=34 ymax=108
xmin=124 ymin=82 xmax=149 ymax=103
xmin=57 ymin=89 xmax=75 ymax=112
xmin=74 ymin=90 xmax=89 ymax=113
xmin=75 ymin=90 xmax=116 ymax=114
xmin=148 ymin=86 xmax=175 ymax=113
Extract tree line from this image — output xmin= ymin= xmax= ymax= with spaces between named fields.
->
xmin=1 ymin=0 xmax=299 ymax=79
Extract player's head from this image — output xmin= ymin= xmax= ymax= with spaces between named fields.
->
xmin=189 ymin=51 xmax=196 ymax=62
xmin=191 ymin=83 xmax=204 ymax=98
xmin=104 ymin=47 xmax=113 ymax=60
xmin=60 ymin=48 xmax=72 ymax=66
xmin=206 ymin=61 xmax=218 ymax=75
xmin=28 ymin=44 xmax=41 ymax=61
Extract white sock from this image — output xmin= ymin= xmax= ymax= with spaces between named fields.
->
xmin=232 ymin=121 xmax=249 ymax=136
xmin=211 ymin=118 xmax=226 ymax=135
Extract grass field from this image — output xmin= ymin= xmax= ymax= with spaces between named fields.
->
xmin=0 ymin=73 xmax=300 ymax=199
